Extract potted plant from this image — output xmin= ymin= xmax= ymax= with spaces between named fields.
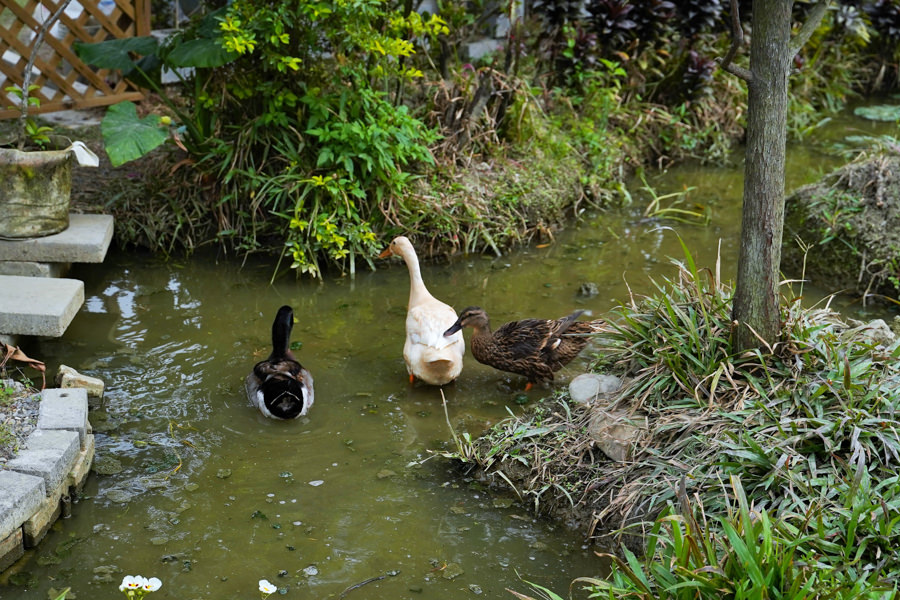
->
xmin=0 ymin=0 xmax=98 ymax=239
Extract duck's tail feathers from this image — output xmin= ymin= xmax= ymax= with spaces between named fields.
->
xmin=261 ymin=377 xmax=311 ymax=419
xmin=563 ymin=319 xmax=607 ymax=337
xmin=557 ymin=310 xmax=586 ymax=331
xmin=422 ymin=348 xmax=460 ymax=364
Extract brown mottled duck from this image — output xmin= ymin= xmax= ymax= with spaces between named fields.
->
xmin=443 ymin=306 xmax=603 ymax=390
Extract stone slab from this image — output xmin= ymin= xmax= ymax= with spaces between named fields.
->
xmin=0 ymin=276 xmax=84 ymax=336
xmin=0 ymin=471 xmax=45 ymax=539
xmin=56 ymin=365 xmax=105 ymax=399
xmin=0 ymin=214 xmax=113 ymax=263
xmin=0 ymin=261 xmax=69 ymax=278
xmin=6 ymin=429 xmax=80 ymax=495
xmin=68 ymin=433 xmax=95 ymax=493
xmin=23 ymin=487 xmax=64 ymax=548
xmin=37 ymin=388 xmax=89 ymax=447
xmin=0 ymin=528 xmax=24 ymax=572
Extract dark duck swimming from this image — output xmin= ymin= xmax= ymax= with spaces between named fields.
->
xmin=444 ymin=306 xmax=604 ymax=390
xmin=245 ymin=305 xmax=314 ymax=419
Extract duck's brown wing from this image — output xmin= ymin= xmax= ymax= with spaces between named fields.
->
xmin=544 ymin=319 xmax=602 ymax=369
xmin=253 ymin=358 xmax=305 ymax=382
xmin=492 ymin=318 xmax=555 ymax=359
xmin=468 ymin=319 xmax=554 ymax=381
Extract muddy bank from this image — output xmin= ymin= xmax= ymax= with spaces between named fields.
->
xmin=783 ymin=149 xmax=900 ymax=299
xmin=457 ymin=394 xmax=653 ymax=554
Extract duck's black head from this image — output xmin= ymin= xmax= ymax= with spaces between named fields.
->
xmin=444 ymin=306 xmax=489 ymax=336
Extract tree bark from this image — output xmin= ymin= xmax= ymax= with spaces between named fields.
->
xmin=732 ymin=0 xmax=793 ymax=350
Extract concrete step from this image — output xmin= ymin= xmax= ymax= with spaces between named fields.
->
xmin=0 ymin=214 xmax=113 ymax=276
xmin=0 ymin=276 xmax=84 ymax=337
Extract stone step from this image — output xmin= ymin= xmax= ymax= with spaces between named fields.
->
xmin=0 ymin=214 xmax=113 ymax=272
xmin=0 ymin=276 xmax=84 ymax=336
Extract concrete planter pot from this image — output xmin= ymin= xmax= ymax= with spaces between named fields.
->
xmin=0 ymin=147 xmax=73 ymax=239
xmin=0 ymin=143 xmax=99 ymax=239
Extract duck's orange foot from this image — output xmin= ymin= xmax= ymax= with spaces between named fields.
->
xmin=409 ymin=374 xmax=415 ymax=384
xmin=524 ymin=382 xmax=534 ymax=392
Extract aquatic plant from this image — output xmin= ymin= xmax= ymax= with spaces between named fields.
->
xmin=119 ymin=575 xmax=162 ymax=598
xmin=113 ymin=576 xmax=278 ymax=599
xmin=258 ymin=579 xmax=277 ymax=598
xmin=638 ymin=175 xmax=707 ymax=225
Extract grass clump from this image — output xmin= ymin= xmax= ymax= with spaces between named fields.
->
xmin=581 ymin=476 xmax=891 ymax=599
xmin=450 ymin=246 xmax=900 ymax=597
xmin=783 ymin=150 xmax=900 ymax=300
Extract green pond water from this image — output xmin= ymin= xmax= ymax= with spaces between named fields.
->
xmin=2 ymin=103 xmax=898 ymax=600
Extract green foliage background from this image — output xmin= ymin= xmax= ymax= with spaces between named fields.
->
xmin=79 ymin=0 xmax=900 ymax=277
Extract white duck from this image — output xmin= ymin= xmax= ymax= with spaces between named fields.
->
xmin=379 ymin=235 xmax=465 ymax=385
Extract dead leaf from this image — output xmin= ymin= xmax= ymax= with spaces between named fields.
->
xmin=0 ymin=342 xmax=46 ymax=389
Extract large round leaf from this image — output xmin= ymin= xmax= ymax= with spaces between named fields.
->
xmin=167 ymin=38 xmax=238 ymax=68
xmin=101 ymin=102 xmax=169 ymax=167
xmin=74 ymin=37 xmax=159 ymax=71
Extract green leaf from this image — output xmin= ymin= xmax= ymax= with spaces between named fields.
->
xmin=101 ymin=102 xmax=169 ymax=167
xmin=125 ymin=55 xmax=163 ymax=90
xmin=195 ymin=7 xmax=230 ymax=38
xmin=74 ymin=37 xmax=159 ymax=71
xmin=167 ymin=38 xmax=237 ymax=68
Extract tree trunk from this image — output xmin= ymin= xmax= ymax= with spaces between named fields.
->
xmin=732 ymin=0 xmax=793 ymax=350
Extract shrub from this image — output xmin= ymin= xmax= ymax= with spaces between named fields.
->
xmin=195 ymin=0 xmax=449 ymax=276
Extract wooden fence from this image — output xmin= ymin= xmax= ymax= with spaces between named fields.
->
xmin=0 ymin=0 xmax=150 ymax=119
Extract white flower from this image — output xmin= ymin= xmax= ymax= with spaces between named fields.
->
xmin=142 ymin=577 xmax=162 ymax=592
xmin=259 ymin=579 xmax=278 ymax=594
xmin=120 ymin=575 xmax=144 ymax=591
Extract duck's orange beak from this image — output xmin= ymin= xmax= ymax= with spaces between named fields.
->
xmin=378 ymin=247 xmax=393 ymax=259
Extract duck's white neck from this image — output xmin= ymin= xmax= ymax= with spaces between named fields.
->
xmin=401 ymin=249 xmax=433 ymax=306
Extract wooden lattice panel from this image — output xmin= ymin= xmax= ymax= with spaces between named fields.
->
xmin=0 ymin=0 xmax=150 ymax=119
